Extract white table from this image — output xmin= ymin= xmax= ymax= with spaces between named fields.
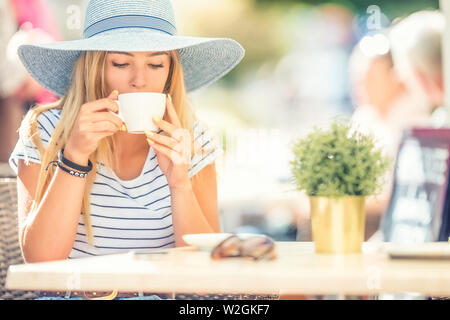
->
xmin=6 ymin=242 xmax=450 ymax=296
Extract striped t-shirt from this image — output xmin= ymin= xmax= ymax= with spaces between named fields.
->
xmin=9 ymin=108 xmax=223 ymax=259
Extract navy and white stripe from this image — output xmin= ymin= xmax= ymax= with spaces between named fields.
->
xmin=84 ymin=14 xmax=177 ymax=38
xmin=9 ymin=108 xmax=223 ymax=258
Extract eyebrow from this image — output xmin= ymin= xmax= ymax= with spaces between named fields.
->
xmin=108 ymin=51 xmax=168 ymax=57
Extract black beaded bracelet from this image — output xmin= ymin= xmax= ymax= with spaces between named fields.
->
xmin=58 ymin=148 xmax=92 ymax=173
xmin=56 ymin=161 xmax=89 ymax=178
xmin=45 ymin=160 xmax=88 ymax=178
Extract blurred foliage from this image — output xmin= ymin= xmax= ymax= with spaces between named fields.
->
xmin=254 ymin=0 xmax=439 ymax=19
xmin=289 ymin=119 xmax=391 ymax=196
xmin=177 ymin=0 xmax=439 ymax=86
xmin=174 ymin=0 xmax=291 ymax=85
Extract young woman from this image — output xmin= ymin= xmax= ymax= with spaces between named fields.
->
xmin=8 ymin=0 xmax=244 ymax=299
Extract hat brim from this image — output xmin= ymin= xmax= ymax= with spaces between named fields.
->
xmin=17 ymin=28 xmax=245 ymax=96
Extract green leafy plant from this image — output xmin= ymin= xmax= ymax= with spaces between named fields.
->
xmin=289 ymin=119 xmax=391 ymax=197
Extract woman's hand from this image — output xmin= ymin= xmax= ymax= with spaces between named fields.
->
xmin=145 ymin=94 xmax=191 ymax=189
xmin=64 ymin=90 xmax=124 ymax=165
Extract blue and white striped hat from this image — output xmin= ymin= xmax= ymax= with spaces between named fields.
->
xmin=17 ymin=0 xmax=245 ymax=97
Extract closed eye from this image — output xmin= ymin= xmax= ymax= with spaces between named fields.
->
xmin=112 ymin=62 xmax=164 ymax=69
xmin=149 ymin=64 xmax=164 ymax=69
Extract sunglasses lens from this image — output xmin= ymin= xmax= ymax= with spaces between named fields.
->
xmin=211 ymin=235 xmax=241 ymax=259
xmin=254 ymin=245 xmax=277 ymax=260
xmin=210 ymin=234 xmax=276 ymax=260
xmin=240 ymin=236 xmax=276 ymax=260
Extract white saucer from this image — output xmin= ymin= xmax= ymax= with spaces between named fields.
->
xmin=182 ymin=233 xmax=233 ymax=251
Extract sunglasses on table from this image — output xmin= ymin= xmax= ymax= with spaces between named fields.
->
xmin=210 ymin=234 xmax=277 ymax=261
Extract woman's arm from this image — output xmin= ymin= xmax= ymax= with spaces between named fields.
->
xmin=170 ymin=162 xmax=221 ymax=247
xmin=17 ymin=91 xmax=122 ymax=263
xmin=17 ymin=156 xmax=87 ymax=263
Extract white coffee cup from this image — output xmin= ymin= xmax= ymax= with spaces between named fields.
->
xmin=110 ymin=92 xmax=166 ymax=134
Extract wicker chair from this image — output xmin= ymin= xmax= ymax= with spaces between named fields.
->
xmin=0 ymin=176 xmax=39 ymax=300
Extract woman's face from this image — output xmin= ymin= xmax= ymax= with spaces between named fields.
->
xmin=104 ymin=51 xmax=171 ymax=94
xmin=363 ymin=56 xmax=402 ymax=110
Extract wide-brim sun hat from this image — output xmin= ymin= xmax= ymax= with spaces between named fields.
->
xmin=17 ymin=0 xmax=245 ymax=97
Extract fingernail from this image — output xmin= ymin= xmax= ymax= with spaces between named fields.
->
xmin=121 ymin=124 xmax=127 ymax=132
xmin=167 ymin=93 xmax=172 ymax=103
xmin=112 ymin=90 xmax=119 ymax=96
xmin=147 ymin=138 xmax=154 ymax=144
xmin=145 ymin=130 xmax=153 ymax=136
xmin=153 ymin=116 xmax=160 ymax=123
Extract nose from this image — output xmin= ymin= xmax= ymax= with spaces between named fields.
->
xmin=130 ymin=66 xmax=147 ymax=90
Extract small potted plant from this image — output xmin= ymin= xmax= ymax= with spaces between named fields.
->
xmin=289 ymin=119 xmax=391 ymax=254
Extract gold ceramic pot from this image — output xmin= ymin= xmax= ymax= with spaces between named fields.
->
xmin=309 ymin=196 xmax=365 ymax=254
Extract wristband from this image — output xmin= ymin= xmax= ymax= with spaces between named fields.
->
xmin=45 ymin=160 xmax=89 ymax=178
xmin=59 ymin=148 xmax=92 ymax=173
xmin=56 ymin=161 xmax=89 ymax=178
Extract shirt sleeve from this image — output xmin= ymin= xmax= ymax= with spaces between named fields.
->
xmin=8 ymin=110 xmax=59 ymax=175
xmin=188 ymin=119 xmax=224 ymax=179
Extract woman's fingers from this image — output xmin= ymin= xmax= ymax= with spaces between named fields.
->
xmin=146 ymin=128 xmax=191 ymax=152
xmin=84 ymin=90 xmax=119 ymax=113
xmin=147 ymin=137 xmax=191 ymax=166
xmin=88 ymin=99 xmax=119 ymax=113
xmin=65 ymin=91 xmax=120 ymax=158
xmin=152 ymin=115 xmax=177 ymax=137
xmin=86 ymin=120 xmax=121 ymax=133
xmin=145 ymin=131 xmax=178 ymax=150
xmin=93 ymin=131 xmax=116 ymax=140
xmin=147 ymin=138 xmax=186 ymax=164
xmin=84 ymin=111 xmax=124 ymax=128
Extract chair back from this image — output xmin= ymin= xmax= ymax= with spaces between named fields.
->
xmin=0 ymin=177 xmax=38 ymax=299
xmin=380 ymin=128 xmax=450 ymax=243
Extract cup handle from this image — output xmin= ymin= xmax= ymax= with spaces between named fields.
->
xmin=108 ymin=101 xmax=125 ymax=122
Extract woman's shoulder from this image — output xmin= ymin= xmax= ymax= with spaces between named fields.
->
xmin=20 ymin=107 xmax=62 ymax=149
xmin=8 ymin=108 xmax=62 ymax=173
xmin=35 ymin=108 xmax=62 ymax=133
xmin=23 ymin=107 xmax=63 ymax=142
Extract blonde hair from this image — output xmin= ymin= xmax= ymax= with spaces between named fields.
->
xmin=20 ymin=50 xmax=203 ymax=246
xmin=390 ymin=10 xmax=444 ymax=81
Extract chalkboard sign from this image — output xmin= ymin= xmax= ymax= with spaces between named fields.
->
xmin=381 ymin=128 xmax=450 ymax=243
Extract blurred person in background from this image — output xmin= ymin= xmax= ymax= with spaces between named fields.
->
xmin=360 ymin=10 xmax=446 ymax=241
xmin=0 ymin=0 xmax=60 ymax=163
xmin=389 ymin=10 xmax=446 ymax=127
xmin=9 ymin=0 xmax=62 ymax=42
xmin=8 ymin=0 xmax=62 ymax=105
xmin=349 ymin=31 xmax=432 ymax=236
xmin=0 ymin=0 xmax=24 ymax=163
xmin=390 ymin=10 xmax=450 ymax=252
